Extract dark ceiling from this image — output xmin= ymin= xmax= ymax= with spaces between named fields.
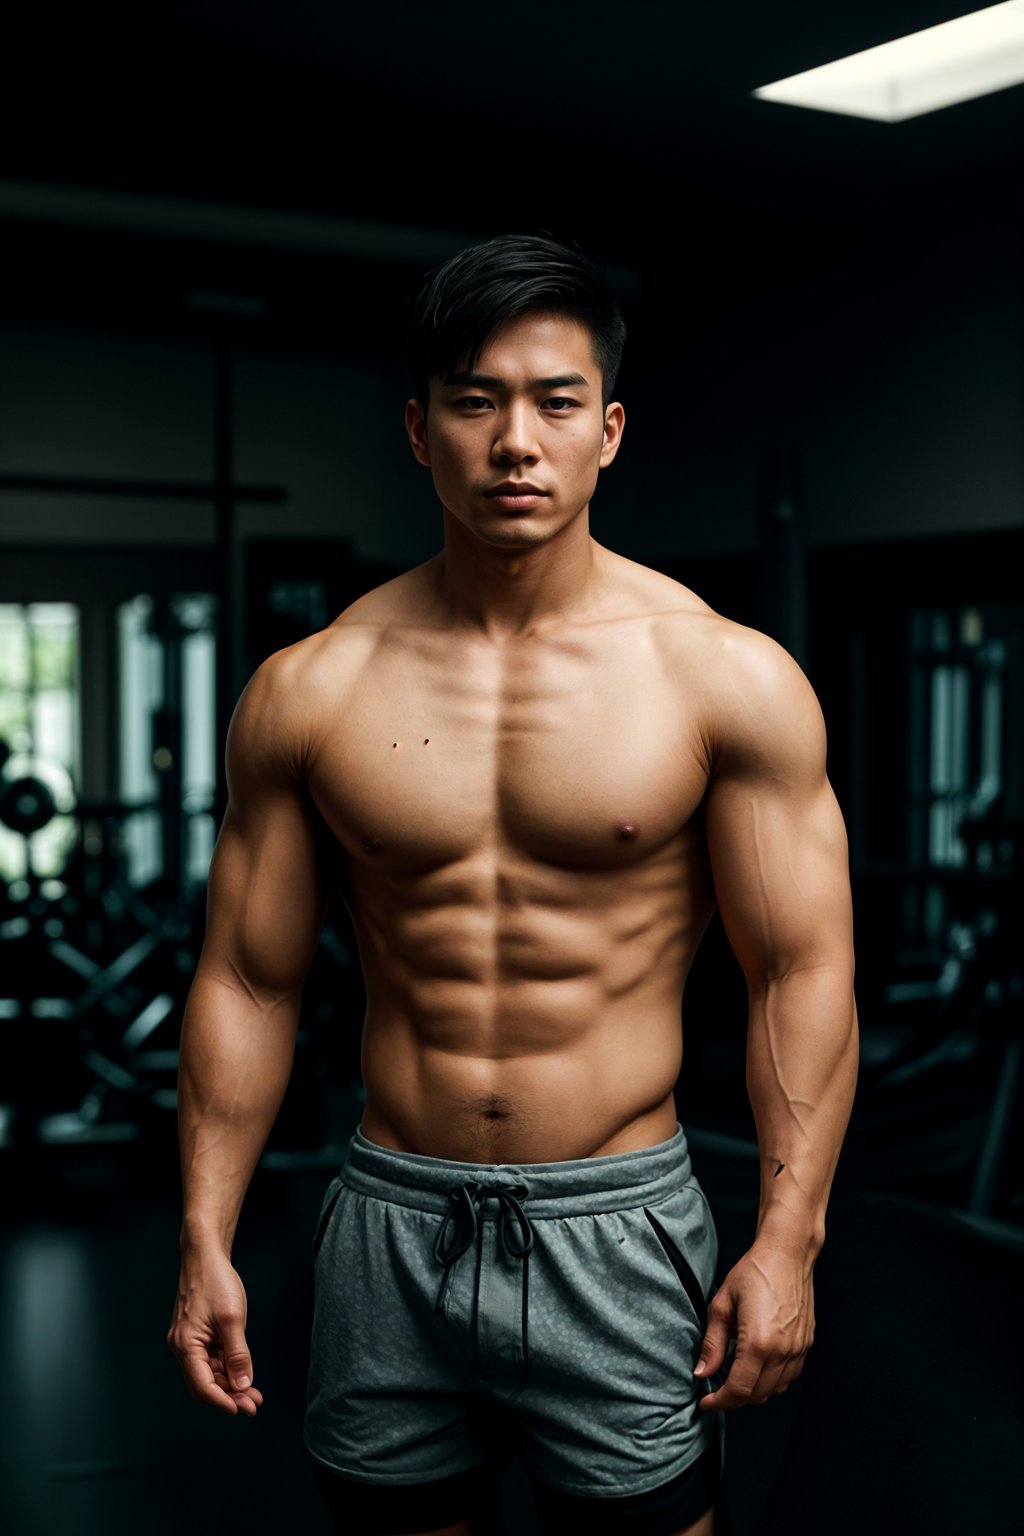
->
xmin=6 ymin=2 xmax=1022 ymax=224
xmin=1 ymin=1 xmax=1020 ymax=349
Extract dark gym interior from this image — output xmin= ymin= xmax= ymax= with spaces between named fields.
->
xmin=1 ymin=4 xmax=1023 ymax=1533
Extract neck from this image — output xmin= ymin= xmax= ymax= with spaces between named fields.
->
xmin=433 ymin=508 xmax=602 ymax=638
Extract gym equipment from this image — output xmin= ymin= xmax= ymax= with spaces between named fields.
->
xmin=0 ymin=750 xmax=362 ymax=1151
xmin=856 ymin=799 xmax=1023 ymax=1219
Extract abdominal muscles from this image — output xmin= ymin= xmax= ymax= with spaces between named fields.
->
xmin=353 ymin=835 xmax=711 ymax=1162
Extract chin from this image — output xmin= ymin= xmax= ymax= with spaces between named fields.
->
xmin=480 ymin=521 xmax=551 ymax=547
xmin=457 ymin=510 xmax=552 ymax=549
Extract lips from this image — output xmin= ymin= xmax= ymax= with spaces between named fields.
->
xmin=485 ymin=482 xmax=549 ymax=511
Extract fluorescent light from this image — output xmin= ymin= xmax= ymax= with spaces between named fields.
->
xmin=753 ymin=2 xmax=1024 ymax=121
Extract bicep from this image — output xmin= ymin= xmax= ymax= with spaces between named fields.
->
xmin=703 ymin=658 xmax=853 ymax=984
xmin=705 ymin=773 xmax=852 ymax=983
xmin=201 ymin=801 xmax=330 ymax=999
xmin=199 ymin=664 xmax=332 ymax=1000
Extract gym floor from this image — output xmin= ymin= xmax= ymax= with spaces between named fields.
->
xmin=2 ymin=1115 xmax=1022 ymax=1536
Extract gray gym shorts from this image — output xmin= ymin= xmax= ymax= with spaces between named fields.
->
xmin=304 ymin=1123 xmax=720 ymax=1499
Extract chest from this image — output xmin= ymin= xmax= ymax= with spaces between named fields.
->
xmin=308 ymin=635 xmax=710 ymax=871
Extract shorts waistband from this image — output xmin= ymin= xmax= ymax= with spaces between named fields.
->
xmin=341 ymin=1124 xmax=694 ymax=1218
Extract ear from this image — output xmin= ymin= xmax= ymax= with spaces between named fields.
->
xmin=405 ymin=398 xmax=430 ymax=466
xmin=599 ymin=402 xmax=625 ymax=468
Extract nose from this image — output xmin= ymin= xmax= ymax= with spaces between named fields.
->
xmin=491 ymin=401 xmax=539 ymax=465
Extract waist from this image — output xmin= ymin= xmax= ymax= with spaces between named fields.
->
xmin=341 ymin=1122 xmax=694 ymax=1219
xmin=360 ymin=1015 xmax=684 ymax=1163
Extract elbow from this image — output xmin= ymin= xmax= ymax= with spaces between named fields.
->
xmin=195 ymin=955 xmax=304 ymax=1016
xmin=749 ymin=955 xmax=855 ymax=990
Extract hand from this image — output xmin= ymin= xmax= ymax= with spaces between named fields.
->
xmin=167 ymin=1248 xmax=264 ymax=1417
xmin=694 ymin=1237 xmax=815 ymax=1411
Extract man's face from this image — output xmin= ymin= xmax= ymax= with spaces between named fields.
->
xmin=405 ymin=310 xmax=624 ymax=551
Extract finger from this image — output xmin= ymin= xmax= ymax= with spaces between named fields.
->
xmin=230 ymin=1387 xmax=261 ymax=1415
xmin=694 ymin=1300 xmax=734 ymax=1380
xmin=216 ymin=1315 xmax=254 ymax=1394
xmin=776 ymin=1357 xmax=806 ymax=1389
xmin=210 ymin=1363 xmax=263 ymax=1412
xmin=177 ymin=1343 xmax=245 ymax=1415
xmin=212 ymin=1374 xmax=264 ymax=1412
xmin=203 ymin=1375 xmax=262 ymax=1416
xmin=210 ymin=1358 xmax=263 ymax=1395
xmin=714 ymin=1346 xmax=804 ymax=1409
xmin=752 ymin=1361 xmax=789 ymax=1403
xmin=699 ymin=1341 xmax=766 ymax=1411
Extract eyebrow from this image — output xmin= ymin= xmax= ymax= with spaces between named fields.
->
xmin=441 ymin=370 xmax=591 ymax=391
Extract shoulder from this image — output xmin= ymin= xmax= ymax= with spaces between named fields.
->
xmin=639 ymin=587 xmax=825 ymax=775
xmin=226 ymin=637 xmax=338 ymax=790
xmin=235 ymin=624 xmax=370 ymax=726
xmin=228 ymin=564 xmax=432 ymax=779
xmin=696 ymin=616 xmax=817 ymax=707
xmin=618 ymin=556 xmax=791 ymax=691
xmin=693 ymin=621 xmax=826 ymax=778
xmin=594 ymin=550 xmax=816 ymax=731
xmin=248 ymin=564 xmax=434 ymax=693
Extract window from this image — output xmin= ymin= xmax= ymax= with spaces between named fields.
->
xmin=117 ymin=592 xmax=217 ymax=890
xmin=0 ymin=604 xmax=80 ymax=882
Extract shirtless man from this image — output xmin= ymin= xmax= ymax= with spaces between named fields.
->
xmin=168 ymin=235 xmax=858 ymax=1536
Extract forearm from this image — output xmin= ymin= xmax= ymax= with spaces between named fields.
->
xmin=177 ymin=967 xmax=300 ymax=1254
xmin=745 ymin=963 xmax=858 ymax=1256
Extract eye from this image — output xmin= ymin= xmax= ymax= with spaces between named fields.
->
xmin=458 ymin=396 xmax=493 ymax=410
xmin=544 ymin=397 xmax=581 ymax=412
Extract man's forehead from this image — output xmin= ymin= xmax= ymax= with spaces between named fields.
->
xmin=441 ymin=311 xmax=601 ymax=387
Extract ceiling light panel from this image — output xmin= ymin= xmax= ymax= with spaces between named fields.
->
xmin=754 ymin=2 xmax=1024 ymax=122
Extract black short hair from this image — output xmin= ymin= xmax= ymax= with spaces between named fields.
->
xmin=408 ymin=234 xmax=626 ymax=408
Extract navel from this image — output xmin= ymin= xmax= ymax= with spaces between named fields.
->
xmin=474 ymin=1094 xmax=514 ymax=1122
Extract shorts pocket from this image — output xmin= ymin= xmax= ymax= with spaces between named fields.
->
xmin=643 ymin=1206 xmax=709 ymax=1334
xmin=312 ymin=1175 xmax=345 ymax=1259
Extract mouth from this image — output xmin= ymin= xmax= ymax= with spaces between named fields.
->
xmin=484 ymin=482 xmax=549 ymax=511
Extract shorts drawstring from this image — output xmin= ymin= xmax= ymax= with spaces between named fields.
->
xmin=432 ymin=1180 xmax=534 ymax=1368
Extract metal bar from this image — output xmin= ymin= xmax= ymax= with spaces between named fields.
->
xmin=155 ymin=597 xmax=184 ymax=892
xmin=0 ymin=473 xmax=283 ymax=502
xmin=70 ymin=927 xmax=163 ymax=1018
xmin=214 ymin=340 xmax=236 ymax=822
xmin=0 ymin=177 xmax=480 ymax=267
xmin=120 ymin=993 xmax=175 ymax=1054
xmin=968 ymin=1033 xmax=1023 ymax=1216
xmin=80 ymin=1047 xmax=142 ymax=1095
xmin=48 ymin=938 xmax=100 ymax=979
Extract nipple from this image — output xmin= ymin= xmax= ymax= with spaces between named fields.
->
xmin=615 ymin=823 xmax=640 ymax=842
xmin=361 ymin=834 xmax=382 ymax=855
